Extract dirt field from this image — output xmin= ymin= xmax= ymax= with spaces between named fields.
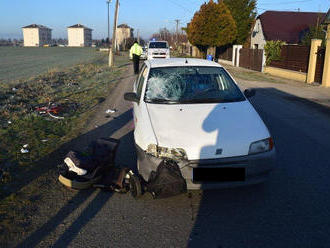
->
xmin=0 ymin=47 xmax=105 ymax=85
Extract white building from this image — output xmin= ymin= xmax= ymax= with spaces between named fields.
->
xmin=116 ymin=24 xmax=134 ymax=50
xmin=67 ymin=24 xmax=92 ymax=47
xmin=22 ymin=24 xmax=52 ymax=47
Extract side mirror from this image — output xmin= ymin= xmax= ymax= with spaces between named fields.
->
xmin=244 ymin=88 xmax=256 ymax=98
xmin=124 ymin=92 xmax=139 ymax=103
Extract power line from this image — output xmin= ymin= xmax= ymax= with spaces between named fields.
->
xmin=166 ymin=0 xmax=195 ymax=14
xmin=259 ymin=0 xmax=313 ymax=5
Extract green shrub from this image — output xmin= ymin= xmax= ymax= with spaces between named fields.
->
xmin=264 ymin=40 xmax=285 ymax=65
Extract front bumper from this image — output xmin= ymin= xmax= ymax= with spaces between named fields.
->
xmin=136 ymin=145 xmax=276 ymax=190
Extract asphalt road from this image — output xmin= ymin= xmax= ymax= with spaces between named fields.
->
xmin=19 ymin=65 xmax=330 ymax=248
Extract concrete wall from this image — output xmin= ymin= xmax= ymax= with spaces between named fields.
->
xmin=116 ymin=28 xmax=132 ymax=50
xmin=23 ymin=28 xmax=51 ymax=47
xmin=250 ymin=19 xmax=267 ymax=49
xmin=84 ymin=29 xmax=92 ymax=47
xmin=264 ymin=66 xmax=307 ymax=82
xmin=23 ymin=28 xmax=39 ymax=47
xmin=38 ymin=28 xmax=51 ymax=46
xmin=322 ymin=24 xmax=330 ymax=87
xmin=68 ymin=28 xmax=84 ymax=47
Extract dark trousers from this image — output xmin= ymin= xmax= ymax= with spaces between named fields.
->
xmin=133 ymin=54 xmax=140 ymax=74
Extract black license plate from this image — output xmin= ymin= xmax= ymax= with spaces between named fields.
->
xmin=193 ymin=168 xmax=246 ymax=182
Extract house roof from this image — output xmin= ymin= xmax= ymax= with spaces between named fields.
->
xmin=68 ymin=24 xmax=92 ymax=30
xmin=323 ymin=8 xmax=330 ymax=24
xmin=258 ymin=11 xmax=326 ymax=43
xmin=117 ymin=24 xmax=132 ymax=29
xmin=22 ymin=24 xmax=51 ymax=30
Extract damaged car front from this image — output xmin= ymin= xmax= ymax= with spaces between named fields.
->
xmin=125 ymin=59 xmax=276 ymax=190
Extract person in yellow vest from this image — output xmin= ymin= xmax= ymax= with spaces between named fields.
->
xmin=130 ymin=40 xmax=143 ymax=74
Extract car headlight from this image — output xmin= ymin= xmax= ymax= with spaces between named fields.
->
xmin=146 ymin=144 xmax=187 ymax=160
xmin=249 ymin=138 xmax=274 ymax=155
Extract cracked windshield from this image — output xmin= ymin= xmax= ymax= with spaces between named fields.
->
xmin=145 ymin=67 xmax=245 ymax=103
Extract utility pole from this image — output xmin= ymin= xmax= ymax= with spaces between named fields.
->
xmin=175 ymin=19 xmax=180 ymax=45
xmin=106 ymin=0 xmax=112 ymax=44
xmin=109 ymin=0 xmax=119 ymax=67
xmin=137 ymin=29 xmax=140 ymax=43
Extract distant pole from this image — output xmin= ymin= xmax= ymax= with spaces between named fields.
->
xmin=109 ymin=0 xmax=119 ymax=67
xmin=107 ymin=0 xmax=112 ymax=67
xmin=114 ymin=0 xmax=120 ymax=51
xmin=137 ymin=29 xmax=140 ymax=43
xmin=107 ymin=0 xmax=112 ymax=43
xmin=175 ymin=19 xmax=180 ymax=45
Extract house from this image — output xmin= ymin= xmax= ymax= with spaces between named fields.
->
xmin=251 ymin=11 xmax=326 ymax=49
xmin=22 ymin=24 xmax=52 ymax=47
xmin=67 ymin=24 xmax=92 ymax=47
xmin=116 ymin=24 xmax=134 ymax=50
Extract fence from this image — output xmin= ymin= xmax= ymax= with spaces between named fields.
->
xmin=269 ymin=45 xmax=310 ymax=73
xmin=217 ymin=47 xmax=233 ymax=61
xmin=239 ymin=48 xmax=264 ymax=72
xmin=315 ymin=47 xmax=326 ymax=83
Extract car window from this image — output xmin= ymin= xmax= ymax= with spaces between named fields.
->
xmin=148 ymin=42 xmax=168 ymax=49
xmin=136 ymin=66 xmax=148 ymax=99
xmin=144 ymin=66 xmax=245 ymax=104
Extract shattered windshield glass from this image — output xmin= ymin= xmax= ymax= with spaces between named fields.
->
xmin=144 ymin=66 xmax=245 ymax=104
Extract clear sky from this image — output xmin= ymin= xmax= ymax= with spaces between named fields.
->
xmin=0 ymin=0 xmax=329 ymax=40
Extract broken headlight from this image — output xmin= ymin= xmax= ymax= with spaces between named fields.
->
xmin=249 ymin=138 xmax=274 ymax=155
xmin=146 ymin=144 xmax=187 ymax=160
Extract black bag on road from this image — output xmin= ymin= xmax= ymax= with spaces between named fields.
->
xmin=147 ymin=159 xmax=187 ymax=199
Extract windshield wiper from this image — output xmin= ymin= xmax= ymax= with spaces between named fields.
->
xmin=180 ymin=98 xmax=244 ymax=104
xmin=145 ymin=98 xmax=180 ymax=104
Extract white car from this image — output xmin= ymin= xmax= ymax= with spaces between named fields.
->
xmin=147 ymin=41 xmax=170 ymax=60
xmin=124 ymin=58 xmax=276 ymax=189
xmin=140 ymin=47 xmax=147 ymax=60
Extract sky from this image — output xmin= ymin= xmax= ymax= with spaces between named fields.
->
xmin=0 ymin=0 xmax=329 ymax=40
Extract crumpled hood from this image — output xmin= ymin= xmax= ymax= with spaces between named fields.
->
xmin=146 ymin=101 xmax=270 ymax=160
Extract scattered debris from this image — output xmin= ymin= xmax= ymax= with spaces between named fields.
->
xmin=41 ymin=139 xmax=48 ymax=143
xmin=105 ymin=109 xmax=117 ymax=114
xmin=36 ymin=103 xmax=62 ymax=115
xmin=23 ymin=144 xmax=28 ymax=148
xmin=67 ymin=82 xmax=79 ymax=87
xmin=7 ymin=120 xmax=12 ymax=124
xmin=48 ymin=112 xmax=65 ymax=120
xmin=20 ymin=148 xmax=29 ymax=154
xmin=12 ymin=87 xmax=18 ymax=92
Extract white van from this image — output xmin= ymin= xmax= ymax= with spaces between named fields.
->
xmin=147 ymin=41 xmax=170 ymax=60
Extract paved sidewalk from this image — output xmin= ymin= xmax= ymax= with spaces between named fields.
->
xmin=223 ymin=64 xmax=330 ymax=108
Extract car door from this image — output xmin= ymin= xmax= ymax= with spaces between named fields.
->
xmin=133 ymin=65 xmax=148 ymax=137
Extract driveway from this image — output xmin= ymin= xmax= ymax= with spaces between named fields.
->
xmin=15 ymin=64 xmax=330 ymax=248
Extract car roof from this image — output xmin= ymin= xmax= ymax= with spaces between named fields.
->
xmin=145 ymin=58 xmax=223 ymax=68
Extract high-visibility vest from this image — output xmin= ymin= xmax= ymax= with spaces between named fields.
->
xmin=130 ymin=43 xmax=142 ymax=57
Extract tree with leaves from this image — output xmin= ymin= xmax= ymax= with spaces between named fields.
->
xmin=222 ymin=0 xmax=257 ymax=45
xmin=187 ymin=0 xmax=237 ymax=56
xmin=301 ymin=25 xmax=326 ymax=46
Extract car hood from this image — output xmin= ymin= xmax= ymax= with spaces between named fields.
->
xmin=146 ymin=101 xmax=270 ymax=160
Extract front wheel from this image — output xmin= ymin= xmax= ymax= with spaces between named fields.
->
xmin=129 ymin=174 xmax=142 ymax=199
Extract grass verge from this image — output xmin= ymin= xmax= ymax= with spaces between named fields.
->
xmin=0 ymin=53 xmax=129 ymax=245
